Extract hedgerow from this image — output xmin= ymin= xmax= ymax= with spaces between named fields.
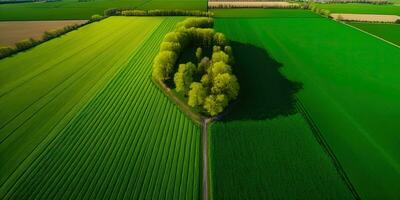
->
xmin=105 ymin=8 xmax=213 ymax=17
xmin=153 ymin=17 xmax=239 ymax=116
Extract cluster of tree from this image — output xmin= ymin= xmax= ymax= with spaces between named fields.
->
xmin=152 ymin=17 xmax=239 ymax=116
xmin=396 ymin=19 xmax=400 ymax=24
xmin=322 ymin=0 xmax=391 ymax=4
xmin=105 ymin=8 xmax=213 ymax=17
xmin=309 ymin=5 xmax=331 ymax=17
xmin=153 ymin=17 xmax=216 ymax=81
xmin=1 ymin=15 xmax=103 ymax=59
xmin=186 ymin=47 xmax=239 ymax=116
xmin=42 ymin=24 xmax=80 ymax=41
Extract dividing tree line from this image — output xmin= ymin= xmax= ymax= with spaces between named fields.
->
xmin=0 ymin=14 xmax=104 ymax=59
xmin=104 ymin=9 xmax=213 ymax=17
xmin=153 ymin=17 xmax=239 ymax=116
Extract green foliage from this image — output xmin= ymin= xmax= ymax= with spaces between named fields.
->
xmin=15 ymin=38 xmax=37 ymax=51
xmin=176 ymin=17 xmax=214 ymax=29
xmin=211 ymin=73 xmax=239 ymax=100
xmin=213 ymin=32 xmax=228 ymax=46
xmin=152 ymin=51 xmax=178 ymax=81
xmin=90 ymin=14 xmax=103 ymax=22
xmin=200 ymin=73 xmax=211 ymax=87
xmin=184 ymin=27 xmax=215 ymax=47
xmin=107 ymin=9 xmax=213 ymax=17
xmin=209 ymin=61 xmax=232 ymax=77
xmin=160 ymin=42 xmax=182 ymax=54
xmin=174 ymin=62 xmax=196 ymax=94
xmin=197 ymin=56 xmax=210 ymax=73
xmin=203 ymin=94 xmax=228 ymax=116
xmin=196 ymin=47 xmax=202 ymax=61
xmin=43 ymin=24 xmax=80 ymax=41
xmin=188 ymin=82 xmax=207 ymax=107
xmin=121 ymin=10 xmax=147 ymax=16
xmin=153 ymin=17 xmax=239 ymax=116
xmin=211 ymin=50 xmax=229 ymax=64
xmin=0 ymin=46 xmax=15 ymax=59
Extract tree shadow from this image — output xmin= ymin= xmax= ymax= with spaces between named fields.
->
xmin=221 ymin=41 xmax=302 ymax=121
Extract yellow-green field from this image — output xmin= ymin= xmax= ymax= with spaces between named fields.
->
xmin=0 ymin=17 xmax=201 ymax=199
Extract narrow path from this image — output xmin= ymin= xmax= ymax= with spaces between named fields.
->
xmin=202 ymin=118 xmax=211 ymax=200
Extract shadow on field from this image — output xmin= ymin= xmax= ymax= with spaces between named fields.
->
xmin=221 ymin=41 xmax=302 ymax=121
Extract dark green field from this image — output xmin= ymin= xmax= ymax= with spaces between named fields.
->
xmin=312 ymin=3 xmax=400 ymax=15
xmin=0 ymin=0 xmax=206 ymax=20
xmin=348 ymin=22 xmax=400 ymax=46
xmin=211 ymin=9 xmax=400 ymax=199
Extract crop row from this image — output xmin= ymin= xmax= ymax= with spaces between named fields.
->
xmin=1 ymin=17 xmax=200 ymax=199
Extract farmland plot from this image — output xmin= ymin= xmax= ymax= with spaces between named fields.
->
xmin=0 ymin=20 xmax=87 ymax=46
xmin=0 ymin=17 xmax=200 ymax=199
xmin=0 ymin=0 xmax=207 ymax=21
xmin=214 ymin=12 xmax=400 ymax=199
xmin=208 ymin=12 xmax=354 ymax=199
xmin=348 ymin=22 xmax=400 ymax=45
xmin=312 ymin=3 xmax=400 ymax=15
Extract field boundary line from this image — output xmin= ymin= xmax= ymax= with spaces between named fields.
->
xmin=295 ymin=99 xmax=361 ymax=200
xmin=339 ymin=20 xmax=400 ymax=48
xmin=152 ymin=79 xmax=203 ymax=125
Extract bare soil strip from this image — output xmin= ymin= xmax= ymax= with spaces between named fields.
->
xmin=331 ymin=13 xmax=400 ymax=22
xmin=0 ymin=20 xmax=87 ymax=46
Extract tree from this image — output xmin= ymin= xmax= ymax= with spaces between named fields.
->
xmin=211 ymin=50 xmax=229 ymax=64
xmin=90 ymin=14 xmax=103 ymax=22
xmin=160 ymin=42 xmax=181 ymax=54
xmin=153 ymin=51 xmax=178 ymax=81
xmin=209 ymin=61 xmax=232 ymax=77
xmin=196 ymin=47 xmax=202 ymax=61
xmin=0 ymin=46 xmax=14 ymax=59
xmin=211 ymin=73 xmax=239 ymax=100
xmin=174 ymin=62 xmax=196 ymax=94
xmin=198 ymin=56 xmax=210 ymax=73
xmin=203 ymin=94 xmax=228 ymax=116
xmin=200 ymin=74 xmax=211 ymax=88
xmin=214 ymin=32 xmax=227 ymax=46
xmin=188 ymin=82 xmax=207 ymax=107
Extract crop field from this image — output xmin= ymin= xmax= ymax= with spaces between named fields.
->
xmin=312 ymin=3 xmax=400 ymax=15
xmin=212 ymin=8 xmax=320 ymax=18
xmin=348 ymin=22 xmax=400 ymax=45
xmin=0 ymin=16 xmax=201 ymax=199
xmin=0 ymin=0 xmax=206 ymax=21
xmin=0 ymin=20 xmax=87 ymax=46
xmin=212 ymin=9 xmax=400 ymax=199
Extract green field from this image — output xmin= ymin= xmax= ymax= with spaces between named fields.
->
xmin=212 ymin=9 xmax=400 ymax=199
xmin=348 ymin=22 xmax=400 ymax=45
xmin=312 ymin=3 xmax=400 ymax=15
xmin=0 ymin=0 xmax=206 ymax=20
xmin=0 ymin=16 xmax=201 ymax=199
xmin=212 ymin=8 xmax=320 ymax=18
